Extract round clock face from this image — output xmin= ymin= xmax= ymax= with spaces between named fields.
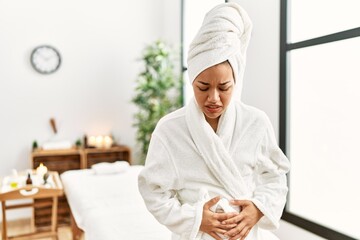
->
xmin=30 ymin=45 xmax=61 ymax=74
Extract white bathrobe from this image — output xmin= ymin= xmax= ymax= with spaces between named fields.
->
xmin=138 ymin=98 xmax=290 ymax=240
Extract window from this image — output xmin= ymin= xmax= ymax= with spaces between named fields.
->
xmin=280 ymin=0 xmax=360 ymax=239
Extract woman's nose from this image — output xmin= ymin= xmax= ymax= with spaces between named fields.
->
xmin=208 ymin=89 xmax=220 ymax=102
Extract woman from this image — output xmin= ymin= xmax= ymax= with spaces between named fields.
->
xmin=138 ymin=3 xmax=290 ymax=240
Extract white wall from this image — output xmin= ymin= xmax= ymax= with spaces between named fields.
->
xmin=0 ymin=0 xmax=180 ymax=220
xmin=0 ymin=0 xmax=181 ymax=172
xmin=230 ymin=0 xmax=324 ymax=239
xmin=232 ymin=0 xmax=280 ymax=139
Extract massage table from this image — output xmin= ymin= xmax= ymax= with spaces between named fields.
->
xmin=60 ymin=165 xmax=171 ymax=240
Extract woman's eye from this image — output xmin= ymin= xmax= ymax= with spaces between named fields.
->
xmin=198 ymin=87 xmax=208 ymax=91
xmin=219 ymin=87 xmax=230 ymax=91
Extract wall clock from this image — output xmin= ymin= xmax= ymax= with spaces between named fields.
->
xmin=30 ymin=45 xmax=61 ymax=74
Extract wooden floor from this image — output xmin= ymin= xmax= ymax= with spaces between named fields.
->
xmin=0 ymin=218 xmax=77 ymax=240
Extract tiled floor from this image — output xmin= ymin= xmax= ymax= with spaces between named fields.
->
xmin=0 ymin=218 xmax=76 ymax=240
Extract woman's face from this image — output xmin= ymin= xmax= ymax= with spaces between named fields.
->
xmin=192 ymin=61 xmax=235 ymax=124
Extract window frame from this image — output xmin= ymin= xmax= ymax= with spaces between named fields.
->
xmin=280 ymin=1 xmax=360 ymax=239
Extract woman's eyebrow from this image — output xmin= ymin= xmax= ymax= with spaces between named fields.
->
xmin=220 ymin=81 xmax=231 ymax=85
xmin=197 ymin=81 xmax=209 ymax=85
xmin=197 ymin=80 xmax=231 ymax=85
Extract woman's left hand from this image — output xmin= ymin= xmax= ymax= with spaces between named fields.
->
xmin=222 ymin=200 xmax=263 ymax=240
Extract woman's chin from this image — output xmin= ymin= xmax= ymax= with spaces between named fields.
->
xmin=204 ymin=112 xmax=222 ymax=120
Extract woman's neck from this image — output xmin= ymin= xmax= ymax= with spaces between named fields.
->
xmin=205 ymin=116 xmax=219 ymax=132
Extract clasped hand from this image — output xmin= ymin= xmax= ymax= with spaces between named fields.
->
xmin=199 ymin=196 xmax=263 ymax=240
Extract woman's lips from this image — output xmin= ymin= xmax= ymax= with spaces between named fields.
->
xmin=205 ymin=105 xmax=222 ymax=113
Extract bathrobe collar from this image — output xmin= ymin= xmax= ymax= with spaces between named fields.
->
xmin=186 ymin=98 xmax=250 ymax=199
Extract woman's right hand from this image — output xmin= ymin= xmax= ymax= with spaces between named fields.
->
xmin=200 ymin=196 xmax=238 ymax=240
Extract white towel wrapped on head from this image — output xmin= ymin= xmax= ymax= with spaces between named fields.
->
xmin=187 ymin=2 xmax=252 ymax=96
xmin=91 ymin=161 xmax=130 ymax=175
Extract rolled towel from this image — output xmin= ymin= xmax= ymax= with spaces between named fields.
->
xmin=187 ymin=2 xmax=252 ymax=96
xmin=91 ymin=161 xmax=130 ymax=175
xmin=42 ymin=140 xmax=72 ymax=150
xmin=210 ymin=197 xmax=239 ymax=213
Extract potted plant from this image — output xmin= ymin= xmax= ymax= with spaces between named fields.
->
xmin=132 ymin=40 xmax=182 ymax=164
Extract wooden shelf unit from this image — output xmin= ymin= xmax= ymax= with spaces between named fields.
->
xmin=31 ymin=145 xmax=131 ymax=229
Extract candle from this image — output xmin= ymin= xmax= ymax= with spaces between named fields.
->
xmin=103 ymin=136 xmax=113 ymax=149
xmin=95 ymin=136 xmax=104 ymax=148
xmin=88 ymin=136 xmax=96 ymax=147
xmin=36 ymin=163 xmax=48 ymax=178
xmin=88 ymin=135 xmax=113 ymax=148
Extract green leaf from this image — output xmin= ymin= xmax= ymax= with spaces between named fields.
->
xmin=132 ymin=40 xmax=182 ymax=164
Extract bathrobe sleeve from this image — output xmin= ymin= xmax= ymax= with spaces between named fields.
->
xmin=138 ymin=133 xmax=204 ymax=239
xmin=251 ymin=116 xmax=290 ymax=230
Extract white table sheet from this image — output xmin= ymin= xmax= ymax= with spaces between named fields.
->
xmin=61 ymin=165 xmax=171 ymax=240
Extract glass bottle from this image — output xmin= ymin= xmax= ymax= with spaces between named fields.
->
xmin=26 ymin=173 xmax=32 ymax=185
